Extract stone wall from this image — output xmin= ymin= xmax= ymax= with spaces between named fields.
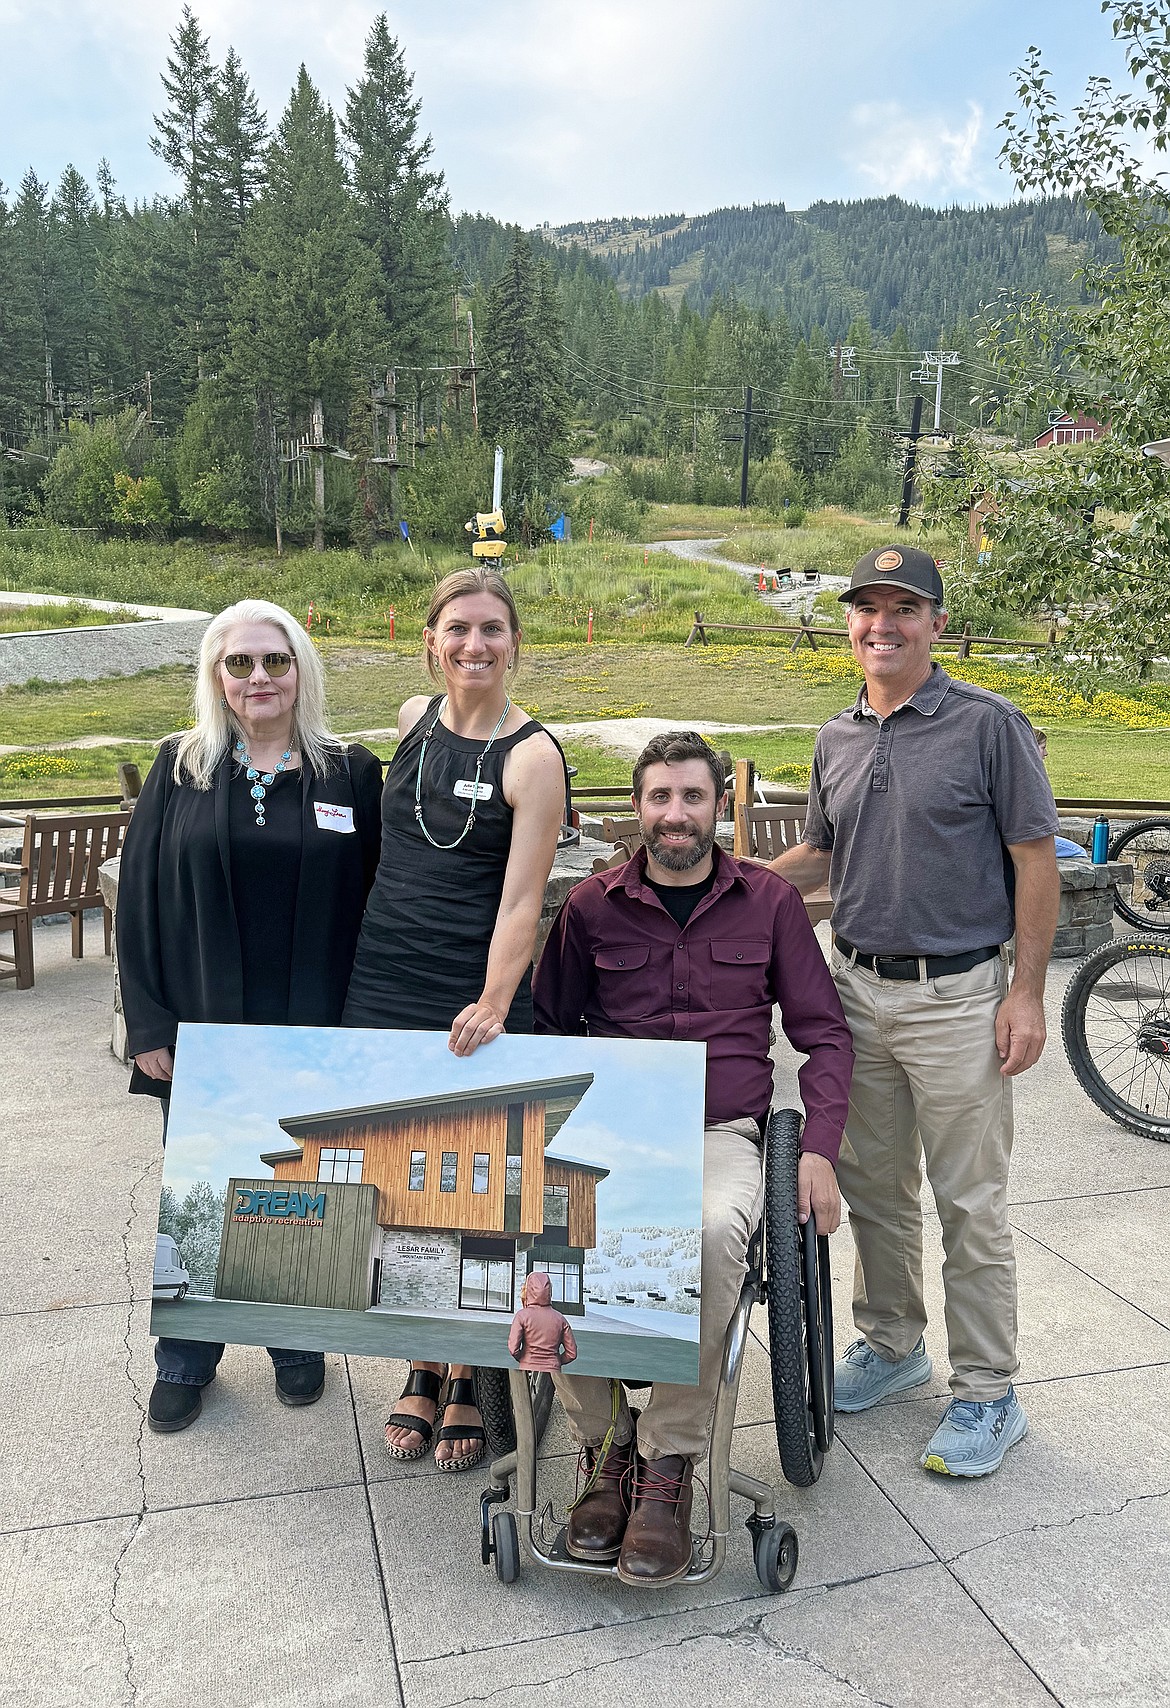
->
xmin=379 ymin=1230 xmax=462 ymax=1310
xmin=1053 ymin=859 xmax=1130 ymax=957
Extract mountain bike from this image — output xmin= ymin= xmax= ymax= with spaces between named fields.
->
xmin=1061 ymin=933 xmax=1170 ymax=1140
xmin=1108 ymin=819 xmax=1170 ymax=928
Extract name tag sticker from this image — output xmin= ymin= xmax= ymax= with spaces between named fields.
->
xmin=453 ymin=779 xmax=494 ymax=802
xmin=314 ymin=802 xmax=355 ymax=833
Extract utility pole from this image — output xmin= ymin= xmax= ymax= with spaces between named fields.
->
xmin=467 ymin=312 xmax=479 ymax=435
xmin=42 ymin=348 xmax=54 ymax=444
xmin=385 ymin=368 xmax=400 ymax=521
xmin=310 ymin=397 xmax=326 ymax=553
xmin=896 ymin=394 xmax=925 ymax=528
xmin=739 ymin=386 xmax=753 ymax=509
xmin=144 ymin=370 xmax=153 ymax=423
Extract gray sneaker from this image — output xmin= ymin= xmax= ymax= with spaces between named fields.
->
xmin=920 ymin=1387 xmax=1028 ymax=1477
xmin=834 ymin=1337 xmax=933 ymax=1412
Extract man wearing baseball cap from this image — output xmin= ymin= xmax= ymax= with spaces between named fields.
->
xmin=769 ymin=544 xmax=1060 ymax=1477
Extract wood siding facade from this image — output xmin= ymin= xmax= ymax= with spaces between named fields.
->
xmin=544 ymin=1159 xmax=604 ymax=1249
xmin=271 ymin=1099 xmax=548 ymax=1236
xmin=215 ymin=1178 xmax=379 ymax=1309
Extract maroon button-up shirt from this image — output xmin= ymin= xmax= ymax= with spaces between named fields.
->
xmin=533 ymin=847 xmax=853 ymax=1163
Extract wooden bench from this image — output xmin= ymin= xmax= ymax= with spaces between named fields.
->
xmin=734 ymin=801 xmax=834 ymax=926
xmin=0 ymin=811 xmax=129 ymax=989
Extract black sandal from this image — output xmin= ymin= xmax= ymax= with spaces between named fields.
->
xmin=433 ymin=1375 xmax=487 ymax=1473
xmin=384 ymin=1366 xmax=446 ymax=1461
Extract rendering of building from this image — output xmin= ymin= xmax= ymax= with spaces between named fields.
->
xmin=214 ymin=1073 xmax=609 ymax=1317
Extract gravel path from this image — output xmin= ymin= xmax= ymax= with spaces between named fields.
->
xmin=646 ymin=536 xmax=849 ymax=612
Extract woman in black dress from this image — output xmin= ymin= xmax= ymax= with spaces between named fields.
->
xmin=344 ymin=568 xmax=566 ymax=1470
xmin=118 ymin=597 xmax=382 ymax=1433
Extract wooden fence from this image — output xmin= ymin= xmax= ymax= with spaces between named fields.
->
xmin=685 ymin=611 xmax=1058 ymax=656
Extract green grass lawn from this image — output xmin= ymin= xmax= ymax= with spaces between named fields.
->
xmin=0 ymin=600 xmax=145 ymax=632
xmin=0 ymin=526 xmax=783 ymax=647
xmin=2 ymin=639 xmax=1168 ymax=800
xmin=2 ymin=515 xmax=1168 ymax=802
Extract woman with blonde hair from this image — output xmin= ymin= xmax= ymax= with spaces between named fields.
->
xmin=344 ymin=567 xmax=567 ymax=1471
xmin=118 ymin=597 xmax=382 ymax=1433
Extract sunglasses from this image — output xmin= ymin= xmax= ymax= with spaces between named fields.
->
xmin=221 ymin=652 xmax=294 ymax=679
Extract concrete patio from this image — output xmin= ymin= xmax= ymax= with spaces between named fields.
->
xmin=3 ymin=921 xmax=1169 ymax=1707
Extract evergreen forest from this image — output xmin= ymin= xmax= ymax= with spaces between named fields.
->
xmin=0 ymin=7 xmax=1105 ymax=546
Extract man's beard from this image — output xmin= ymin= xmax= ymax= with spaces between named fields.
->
xmin=644 ymin=820 xmax=716 ymax=872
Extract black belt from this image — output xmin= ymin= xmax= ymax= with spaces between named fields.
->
xmin=834 ymin=936 xmax=1000 ymax=981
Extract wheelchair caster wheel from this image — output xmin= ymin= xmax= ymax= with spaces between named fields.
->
xmin=492 ymin=1512 xmax=521 ymax=1584
xmin=753 ymin=1523 xmax=798 ymax=1592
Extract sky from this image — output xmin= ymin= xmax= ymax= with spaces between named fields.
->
xmin=164 ymin=1022 xmax=707 ymax=1227
xmin=0 ymin=0 xmax=1131 ymax=224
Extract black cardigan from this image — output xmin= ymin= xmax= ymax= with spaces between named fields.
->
xmin=117 ymin=737 xmax=383 ymax=1094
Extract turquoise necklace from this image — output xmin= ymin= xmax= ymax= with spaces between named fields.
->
xmin=235 ymin=738 xmax=292 ymax=827
xmin=414 ymin=695 xmax=511 ymax=850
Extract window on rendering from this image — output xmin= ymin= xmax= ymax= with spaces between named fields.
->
xmin=317 ymin=1147 xmax=364 ymax=1184
xmin=530 ymin=1259 xmax=582 ymax=1306
xmin=459 ymin=1254 xmax=515 ymax=1312
xmin=542 ymin=1184 xmax=569 ymax=1233
xmin=408 ymin=1151 xmax=426 ymax=1191
xmin=472 ymin=1153 xmax=490 ymax=1194
xmin=440 ymin=1151 xmax=458 ymax=1193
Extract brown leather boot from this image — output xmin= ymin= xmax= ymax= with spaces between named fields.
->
xmin=565 ymin=1433 xmax=635 ymax=1562
xmin=616 ymin=1452 xmax=694 ymax=1586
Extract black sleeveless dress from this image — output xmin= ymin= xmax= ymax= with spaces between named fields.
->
xmin=342 ymin=697 xmax=549 ymax=1033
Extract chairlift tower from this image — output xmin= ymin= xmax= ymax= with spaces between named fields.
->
xmin=910 ymin=351 xmax=960 ymax=434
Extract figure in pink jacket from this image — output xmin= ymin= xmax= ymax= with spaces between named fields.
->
xmin=508 ymin=1271 xmax=579 ymax=1372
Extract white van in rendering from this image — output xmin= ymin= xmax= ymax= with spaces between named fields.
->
xmin=153 ymin=1233 xmax=190 ymax=1301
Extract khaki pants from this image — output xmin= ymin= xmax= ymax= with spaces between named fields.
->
xmin=831 ymin=947 xmax=1018 ymax=1401
xmin=553 ymin=1118 xmax=764 ymax=1464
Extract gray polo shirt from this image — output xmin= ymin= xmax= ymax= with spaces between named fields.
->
xmin=803 ymin=664 xmax=1059 ymax=956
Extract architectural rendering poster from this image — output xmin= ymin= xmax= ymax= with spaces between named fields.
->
xmin=151 ymin=1024 xmax=707 ymax=1384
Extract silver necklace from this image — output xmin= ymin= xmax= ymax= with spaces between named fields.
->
xmin=235 ymin=739 xmax=292 ymax=827
xmin=414 ymin=695 xmax=511 ymax=850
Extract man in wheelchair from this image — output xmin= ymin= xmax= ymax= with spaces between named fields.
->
xmin=533 ymin=731 xmax=853 ymax=1586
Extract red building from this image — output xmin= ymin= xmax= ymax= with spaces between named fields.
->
xmin=1033 ymin=411 xmax=1107 ymax=448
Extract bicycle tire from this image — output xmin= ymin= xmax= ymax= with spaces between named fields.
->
xmin=473 ymin=1366 xmax=555 ymax=1456
xmin=1108 ymin=819 xmax=1170 ymax=930
xmin=764 ymin=1108 xmax=824 ymax=1487
xmin=1061 ymin=935 xmax=1170 ymax=1140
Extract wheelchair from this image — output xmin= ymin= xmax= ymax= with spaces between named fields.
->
xmin=477 ymin=1108 xmax=833 ymax=1593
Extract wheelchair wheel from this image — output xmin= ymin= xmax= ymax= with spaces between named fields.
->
xmin=472 ymin=1367 xmax=555 ymax=1456
xmin=1109 ymin=819 xmax=1170 ymax=929
xmin=763 ymin=1109 xmax=830 ymax=1487
xmin=752 ymin=1522 xmax=798 ymax=1593
xmin=1062 ymin=936 xmax=1170 ymax=1139
xmin=491 ymin=1511 xmax=521 ymax=1584
xmin=802 ymin=1217 xmax=834 ymax=1455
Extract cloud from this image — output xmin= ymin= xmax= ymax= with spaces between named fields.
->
xmin=845 ymin=99 xmax=991 ymax=200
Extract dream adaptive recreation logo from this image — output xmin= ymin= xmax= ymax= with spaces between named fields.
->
xmin=232 ymin=1187 xmax=326 ymax=1226
xmin=874 ymin=549 xmax=903 ymax=572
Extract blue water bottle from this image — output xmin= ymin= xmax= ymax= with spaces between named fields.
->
xmin=1091 ymin=815 xmax=1109 ymax=863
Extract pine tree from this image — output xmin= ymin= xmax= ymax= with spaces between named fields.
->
xmin=208 ymin=48 xmax=267 ymax=231
xmin=10 ymin=171 xmax=63 ymax=436
xmin=150 ymin=6 xmax=223 ymax=382
xmin=0 ymin=183 xmax=25 ymax=433
xmin=480 ymin=234 xmax=569 ymax=500
xmin=52 ymin=167 xmax=102 ymax=410
xmin=342 ymin=16 xmax=449 ymax=374
xmin=232 ymin=66 xmax=382 ymax=546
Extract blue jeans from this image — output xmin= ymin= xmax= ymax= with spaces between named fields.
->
xmin=154 ymin=1100 xmax=325 ymax=1386
xmin=154 ymin=1338 xmax=324 ymax=1386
